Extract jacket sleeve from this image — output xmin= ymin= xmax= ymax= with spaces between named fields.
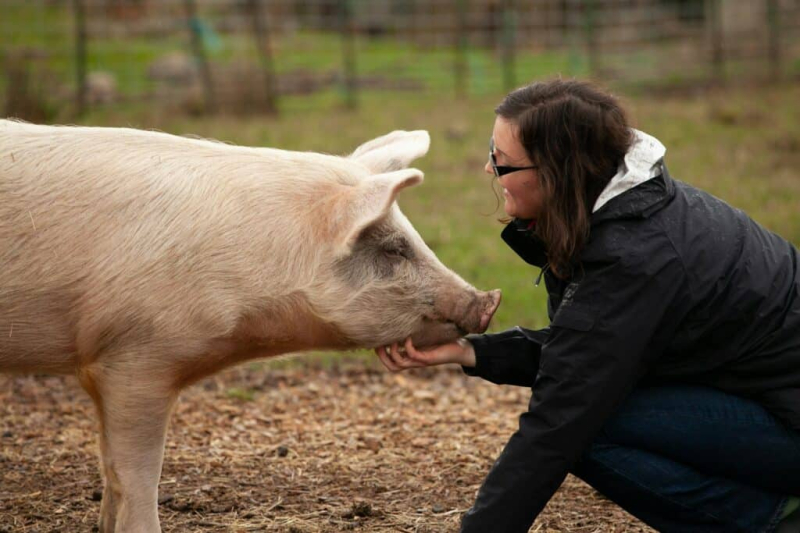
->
xmin=460 ymin=246 xmax=689 ymax=532
xmin=461 ymin=327 xmax=550 ymax=387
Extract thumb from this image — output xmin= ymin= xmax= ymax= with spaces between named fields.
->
xmin=405 ymin=337 xmax=458 ymax=365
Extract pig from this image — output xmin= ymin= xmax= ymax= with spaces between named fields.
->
xmin=0 ymin=119 xmax=501 ymax=533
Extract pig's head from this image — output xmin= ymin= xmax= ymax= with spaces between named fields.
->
xmin=304 ymin=130 xmax=501 ymax=350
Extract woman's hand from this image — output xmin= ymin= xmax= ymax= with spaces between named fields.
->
xmin=375 ymin=337 xmax=476 ymax=372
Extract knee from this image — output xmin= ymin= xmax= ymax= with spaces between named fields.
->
xmin=572 ymin=440 xmax=619 ymax=480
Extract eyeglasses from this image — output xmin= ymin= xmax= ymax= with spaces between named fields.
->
xmin=489 ymin=138 xmax=537 ymax=177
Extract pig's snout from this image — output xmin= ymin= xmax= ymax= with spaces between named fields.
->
xmin=448 ymin=288 xmax=502 ymax=335
xmin=410 ymin=289 xmax=501 ymax=348
xmin=411 ymin=288 xmax=502 ymax=349
xmin=478 ymin=289 xmax=502 ymax=333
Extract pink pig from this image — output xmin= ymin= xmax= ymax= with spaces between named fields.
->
xmin=0 ymin=120 xmax=500 ymax=532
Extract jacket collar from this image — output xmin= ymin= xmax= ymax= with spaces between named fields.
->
xmin=591 ymin=162 xmax=674 ymax=224
xmin=593 ymin=129 xmax=667 ymax=212
xmin=501 ymin=218 xmax=548 ymax=267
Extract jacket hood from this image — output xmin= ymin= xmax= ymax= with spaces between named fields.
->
xmin=592 ymin=129 xmax=666 ymax=213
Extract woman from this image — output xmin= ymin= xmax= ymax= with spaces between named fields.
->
xmin=376 ymin=79 xmax=800 ymax=533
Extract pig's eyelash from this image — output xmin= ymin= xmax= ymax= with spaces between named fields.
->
xmin=382 ymin=246 xmax=407 ymax=259
xmin=382 ymin=238 xmax=411 ymax=260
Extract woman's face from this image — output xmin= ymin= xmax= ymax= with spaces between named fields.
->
xmin=485 ymin=117 xmax=543 ymax=221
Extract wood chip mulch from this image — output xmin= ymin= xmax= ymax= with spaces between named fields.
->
xmin=0 ymin=360 xmax=654 ymax=532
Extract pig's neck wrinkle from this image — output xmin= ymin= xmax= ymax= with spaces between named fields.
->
xmin=238 ymin=292 xmax=350 ymax=347
xmin=170 ymin=294 xmax=352 ymax=390
xmin=173 ymin=325 xmax=350 ymax=390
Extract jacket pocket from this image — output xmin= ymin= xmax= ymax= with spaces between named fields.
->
xmin=551 ymin=303 xmax=596 ymax=332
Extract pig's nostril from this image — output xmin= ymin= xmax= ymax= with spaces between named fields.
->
xmin=478 ymin=291 xmax=502 ymax=333
xmin=478 ymin=313 xmax=491 ymax=333
xmin=492 ymin=288 xmax=502 ymax=305
xmin=488 ymin=289 xmax=502 ymax=315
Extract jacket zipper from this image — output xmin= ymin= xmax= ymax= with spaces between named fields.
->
xmin=535 ymin=263 xmax=550 ymax=286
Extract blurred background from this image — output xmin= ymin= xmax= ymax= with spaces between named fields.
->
xmin=2 ymin=4 xmax=800 ymax=531
xmin=3 ymin=0 xmax=800 ymax=118
xmin=2 ymin=0 xmax=800 ymax=334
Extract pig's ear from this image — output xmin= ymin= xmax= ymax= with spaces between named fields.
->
xmin=349 ymin=130 xmax=430 ymax=173
xmin=338 ymin=168 xmax=423 ymax=252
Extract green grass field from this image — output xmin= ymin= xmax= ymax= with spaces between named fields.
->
xmin=7 ymin=1 xmax=798 ymax=108
xmin=1 ymin=2 xmax=590 ymax=101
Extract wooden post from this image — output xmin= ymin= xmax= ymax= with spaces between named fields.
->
xmin=501 ymin=0 xmax=516 ymax=91
xmin=767 ymin=0 xmax=781 ymax=81
xmin=248 ymin=0 xmax=278 ymax=115
xmin=184 ymin=0 xmax=216 ymax=113
xmin=73 ymin=0 xmax=87 ymax=116
xmin=584 ymin=0 xmax=599 ymax=78
xmin=454 ymin=0 xmax=469 ymax=98
xmin=340 ymin=0 xmax=357 ymax=110
xmin=707 ymin=0 xmax=724 ymax=82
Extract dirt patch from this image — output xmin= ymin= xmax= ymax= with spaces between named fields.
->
xmin=0 ymin=362 xmax=653 ymax=532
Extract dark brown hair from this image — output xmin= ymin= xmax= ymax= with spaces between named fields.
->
xmin=495 ymin=78 xmax=634 ymax=278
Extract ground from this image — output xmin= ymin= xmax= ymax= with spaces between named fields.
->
xmin=0 ymin=359 xmax=654 ymax=533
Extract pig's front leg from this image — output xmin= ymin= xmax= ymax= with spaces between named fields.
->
xmin=80 ymin=359 xmax=178 ymax=533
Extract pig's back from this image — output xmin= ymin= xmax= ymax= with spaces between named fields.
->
xmin=0 ymin=121 xmax=311 ymax=371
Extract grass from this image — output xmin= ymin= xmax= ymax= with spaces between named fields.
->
xmin=1 ymin=2 xmax=588 ymax=101
xmin=12 ymin=0 xmax=799 ymax=109
xmin=225 ymin=386 xmax=256 ymax=402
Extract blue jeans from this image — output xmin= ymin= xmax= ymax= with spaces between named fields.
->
xmin=571 ymin=385 xmax=800 ymax=533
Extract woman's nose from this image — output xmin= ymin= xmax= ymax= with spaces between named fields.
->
xmin=484 ymin=160 xmax=494 ymax=175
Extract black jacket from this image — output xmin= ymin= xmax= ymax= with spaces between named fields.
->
xmin=460 ymin=164 xmax=800 ymax=532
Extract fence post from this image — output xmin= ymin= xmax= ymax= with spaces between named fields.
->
xmin=184 ymin=0 xmax=216 ymax=113
xmin=766 ymin=0 xmax=781 ymax=81
xmin=501 ymin=0 xmax=516 ymax=91
xmin=73 ymin=0 xmax=87 ymax=117
xmin=454 ymin=0 xmax=469 ymax=98
xmin=248 ymin=0 xmax=278 ymax=115
xmin=584 ymin=0 xmax=599 ymax=78
xmin=706 ymin=0 xmax=724 ymax=82
xmin=340 ymin=0 xmax=358 ymax=110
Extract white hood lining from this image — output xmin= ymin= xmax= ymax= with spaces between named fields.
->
xmin=592 ymin=129 xmax=666 ymax=213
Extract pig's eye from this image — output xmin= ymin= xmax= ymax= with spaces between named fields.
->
xmin=383 ymin=246 xmax=408 ymax=260
xmin=382 ymin=239 xmax=411 ymax=260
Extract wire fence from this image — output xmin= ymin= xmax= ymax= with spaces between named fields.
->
xmin=2 ymin=0 xmax=800 ymax=120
